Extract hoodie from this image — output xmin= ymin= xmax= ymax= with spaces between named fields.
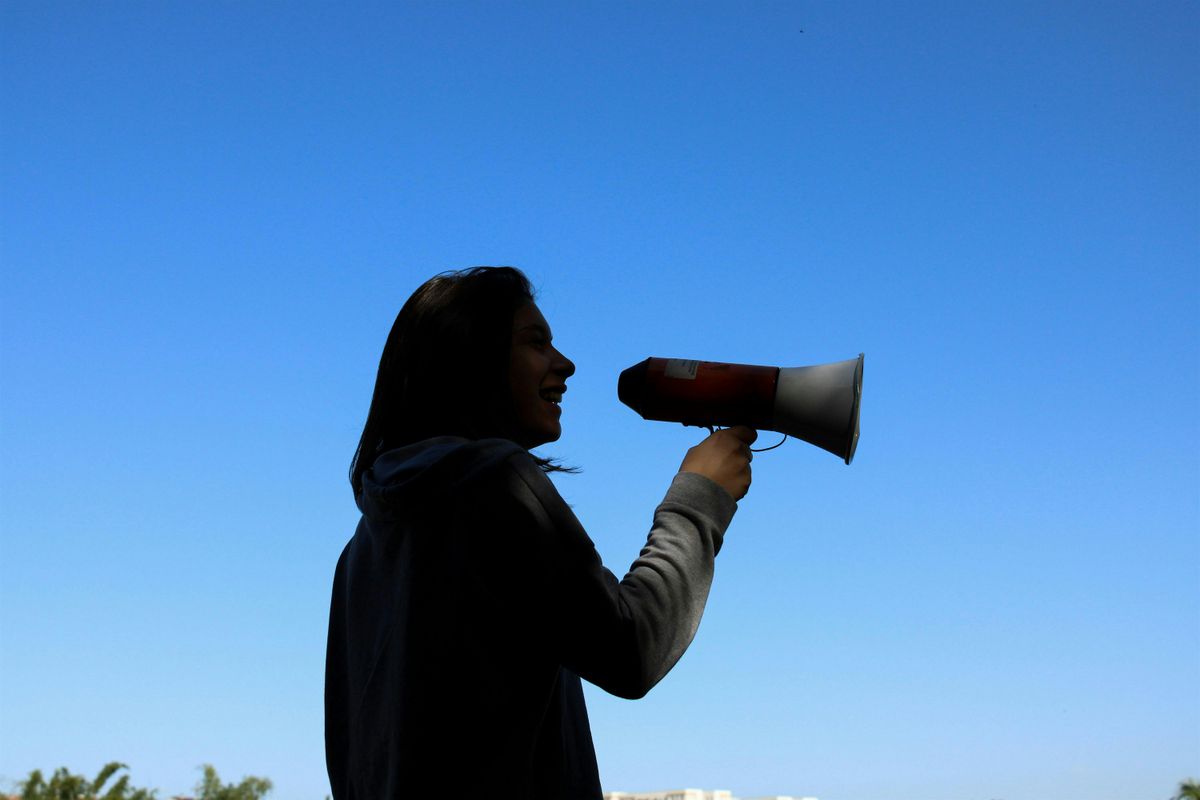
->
xmin=325 ymin=436 xmax=737 ymax=799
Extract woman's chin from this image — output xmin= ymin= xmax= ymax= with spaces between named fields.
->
xmin=519 ymin=423 xmax=561 ymax=449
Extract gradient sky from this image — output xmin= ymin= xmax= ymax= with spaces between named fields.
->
xmin=2 ymin=2 xmax=1197 ymax=799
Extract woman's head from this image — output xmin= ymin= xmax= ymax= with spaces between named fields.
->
xmin=350 ymin=266 xmax=575 ymax=492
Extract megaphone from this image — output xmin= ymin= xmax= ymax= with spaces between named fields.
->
xmin=618 ymin=354 xmax=864 ymax=464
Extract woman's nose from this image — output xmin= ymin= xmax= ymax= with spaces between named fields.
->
xmin=554 ymin=347 xmax=576 ymax=378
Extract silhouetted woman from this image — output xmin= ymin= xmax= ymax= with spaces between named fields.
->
xmin=325 ymin=267 xmax=754 ymax=798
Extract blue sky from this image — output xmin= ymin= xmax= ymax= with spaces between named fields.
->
xmin=1 ymin=2 xmax=1197 ymax=799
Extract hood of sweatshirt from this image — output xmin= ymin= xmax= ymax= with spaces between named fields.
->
xmin=355 ymin=436 xmax=528 ymax=522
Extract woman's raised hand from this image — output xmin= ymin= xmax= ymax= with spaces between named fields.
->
xmin=678 ymin=426 xmax=758 ymax=501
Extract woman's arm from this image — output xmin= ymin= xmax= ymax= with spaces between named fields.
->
xmin=496 ymin=448 xmax=740 ymax=699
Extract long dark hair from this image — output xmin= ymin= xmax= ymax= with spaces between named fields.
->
xmin=350 ymin=266 xmax=571 ymax=495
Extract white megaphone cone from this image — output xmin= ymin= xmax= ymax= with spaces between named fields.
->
xmin=773 ymin=356 xmax=863 ymax=464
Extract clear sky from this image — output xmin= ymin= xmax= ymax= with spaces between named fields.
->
xmin=1 ymin=2 xmax=1197 ymax=799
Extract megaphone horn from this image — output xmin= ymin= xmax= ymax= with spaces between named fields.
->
xmin=617 ymin=354 xmax=864 ymax=464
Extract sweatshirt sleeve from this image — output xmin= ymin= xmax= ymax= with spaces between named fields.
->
xmin=495 ymin=455 xmax=737 ymax=700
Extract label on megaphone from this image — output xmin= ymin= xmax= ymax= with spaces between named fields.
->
xmin=663 ymin=359 xmax=700 ymax=380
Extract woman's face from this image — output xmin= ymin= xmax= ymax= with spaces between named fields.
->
xmin=508 ymin=302 xmax=576 ymax=448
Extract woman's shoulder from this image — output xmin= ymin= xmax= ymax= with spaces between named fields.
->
xmin=457 ymin=441 xmax=582 ymax=536
xmin=476 ymin=441 xmax=559 ymax=503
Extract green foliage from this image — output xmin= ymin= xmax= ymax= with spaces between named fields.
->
xmin=1173 ymin=779 xmax=1200 ymax=800
xmin=193 ymin=765 xmax=272 ymax=800
xmin=15 ymin=762 xmax=155 ymax=800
